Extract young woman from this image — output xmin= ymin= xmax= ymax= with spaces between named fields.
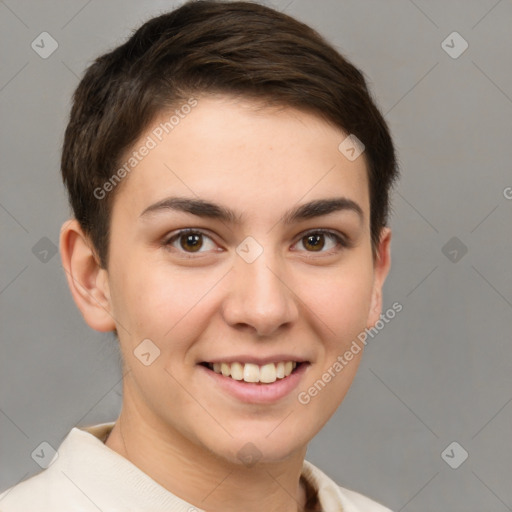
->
xmin=0 ymin=2 xmax=398 ymax=510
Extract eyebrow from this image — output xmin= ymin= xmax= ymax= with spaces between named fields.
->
xmin=139 ymin=196 xmax=364 ymax=225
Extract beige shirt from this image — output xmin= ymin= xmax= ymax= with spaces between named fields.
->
xmin=0 ymin=422 xmax=393 ymax=511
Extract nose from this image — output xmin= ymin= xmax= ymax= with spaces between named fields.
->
xmin=221 ymin=246 xmax=299 ymax=338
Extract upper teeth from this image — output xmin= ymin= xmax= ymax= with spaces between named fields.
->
xmin=210 ymin=361 xmax=298 ymax=383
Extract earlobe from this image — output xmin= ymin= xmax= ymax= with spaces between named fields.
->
xmin=367 ymin=227 xmax=392 ymax=328
xmin=59 ymin=219 xmax=116 ymax=332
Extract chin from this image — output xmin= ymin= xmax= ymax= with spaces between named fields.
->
xmin=205 ymin=430 xmax=307 ymax=468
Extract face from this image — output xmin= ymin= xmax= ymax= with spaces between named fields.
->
xmin=99 ymin=95 xmax=390 ymax=464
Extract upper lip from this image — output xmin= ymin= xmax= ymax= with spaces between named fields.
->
xmin=200 ymin=355 xmax=310 ymax=365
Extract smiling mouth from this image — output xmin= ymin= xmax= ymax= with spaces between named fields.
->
xmin=200 ymin=361 xmax=305 ymax=384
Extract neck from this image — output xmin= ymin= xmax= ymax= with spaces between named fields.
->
xmin=105 ymin=394 xmax=309 ymax=512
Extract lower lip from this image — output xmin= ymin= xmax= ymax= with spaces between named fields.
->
xmin=198 ymin=363 xmax=310 ymax=404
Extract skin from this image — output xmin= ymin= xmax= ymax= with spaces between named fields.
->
xmin=60 ymin=94 xmax=391 ymax=512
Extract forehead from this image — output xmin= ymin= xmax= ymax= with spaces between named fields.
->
xmin=111 ymin=95 xmax=370 ymax=223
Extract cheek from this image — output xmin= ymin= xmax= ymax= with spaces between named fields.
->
xmin=110 ymin=262 xmax=224 ymax=363
xmin=295 ymin=270 xmax=373 ymax=432
xmin=311 ymin=266 xmax=375 ymax=343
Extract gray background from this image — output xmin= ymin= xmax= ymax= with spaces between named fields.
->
xmin=1 ymin=0 xmax=511 ymax=510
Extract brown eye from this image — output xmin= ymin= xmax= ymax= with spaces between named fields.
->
xmin=295 ymin=230 xmax=347 ymax=254
xmin=303 ymin=233 xmax=325 ymax=252
xmin=164 ymin=229 xmax=218 ymax=255
xmin=179 ymin=232 xmax=203 ymax=252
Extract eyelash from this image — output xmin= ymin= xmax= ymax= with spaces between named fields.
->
xmin=162 ymin=228 xmax=350 ymax=258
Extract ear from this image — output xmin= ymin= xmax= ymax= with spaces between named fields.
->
xmin=367 ymin=227 xmax=392 ymax=328
xmin=59 ymin=219 xmax=116 ymax=332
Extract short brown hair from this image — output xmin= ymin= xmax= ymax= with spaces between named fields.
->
xmin=61 ymin=0 xmax=399 ymax=268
